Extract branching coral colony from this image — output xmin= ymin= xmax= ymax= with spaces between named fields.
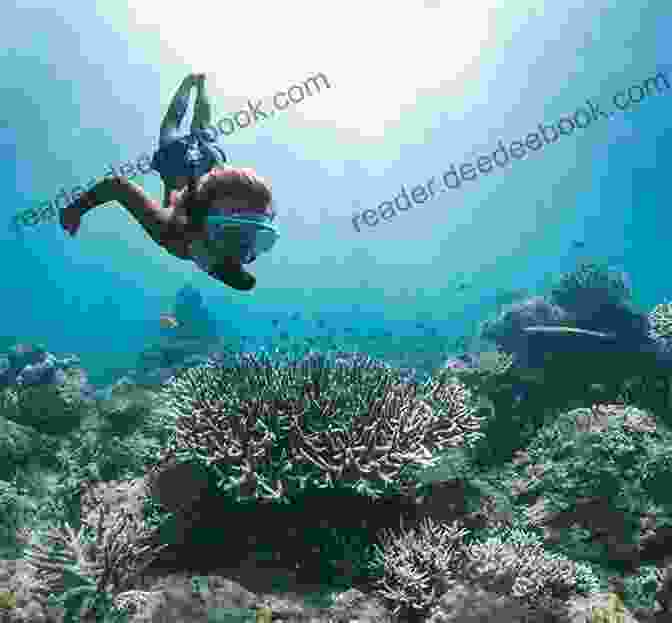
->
xmin=157 ymin=352 xmax=486 ymax=502
xmin=648 ymin=301 xmax=672 ymax=341
xmin=23 ymin=486 xmax=167 ymax=620
xmin=150 ymin=352 xmax=501 ymax=618
xmin=19 ymin=348 xmax=606 ymax=620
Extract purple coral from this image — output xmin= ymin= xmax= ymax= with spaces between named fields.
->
xmin=16 ymin=353 xmax=57 ymax=386
xmin=13 ymin=352 xmax=83 ymax=388
xmin=443 ymin=353 xmax=480 ymax=373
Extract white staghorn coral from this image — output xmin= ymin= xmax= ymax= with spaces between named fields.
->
xmin=22 ymin=487 xmax=168 ymax=616
xmin=462 ymin=527 xmax=581 ymax=604
xmin=370 ymin=518 xmax=597 ymax=619
xmin=158 ymin=357 xmax=485 ymax=502
xmin=368 ymin=517 xmax=470 ymax=618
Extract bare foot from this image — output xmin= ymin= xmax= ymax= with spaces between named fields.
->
xmin=60 ymin=203 xmax=82 ymax=237
xmin=184 ymin=73 xmax=205 ymax=85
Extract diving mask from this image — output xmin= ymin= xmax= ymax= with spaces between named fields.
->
xmin=189 ymin=214 xmax=279 ymax=272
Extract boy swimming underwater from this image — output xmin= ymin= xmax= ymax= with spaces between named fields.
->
xmin=60 ymin=73 xmax=278 ymax=291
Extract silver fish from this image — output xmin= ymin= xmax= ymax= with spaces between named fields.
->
xmin=523 ymin=326 xmax=617 ymax=339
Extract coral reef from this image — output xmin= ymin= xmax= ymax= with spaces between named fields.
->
xmin=6 ymin=266 xmax=672 ymax=621
xmin=481 ymin=295 xmax=572 ymax=349
xmin=368 ymin=517 xmax=469 ymax=619
xmin=0 ymin=365 xmax=95 ymax=437
xmin=460 ymin=526 xmax=585 ymax=605
xmin=171 ymin=284 xmax=218 ymax=342
xmin=547 ymin=263 xmax=650 ymax=345
xmin=22 ymin=485 xmax=167 ymax=621
xmin=133 ymin=285 xmax=221 ymax=388
xmin=0 ymin=344 xmax=83 ymax=391
xmin=481 ymin=265 xmax=652 ymax=374
xmin=648 ymin=301 xmax=672 ymax=342
xmin=645 ymin=301 xmax=672 ymax=368
xmin=158 ymin=352 xmax=484 ymax=503
xmin=550 ymin=262 xmax=632 ymax=317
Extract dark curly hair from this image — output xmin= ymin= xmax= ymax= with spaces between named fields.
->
xmin=177 ymin=165 xmax=275 ymax=230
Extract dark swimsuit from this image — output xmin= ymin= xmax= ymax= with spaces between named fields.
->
xmin=151 ymin=130 xmax=227 ymax=185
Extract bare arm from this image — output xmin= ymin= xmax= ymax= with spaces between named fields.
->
xmin=66 ymin=176 xmax=179 ymax=248
xmin=79 ymin=176 xmax=164 ymax=216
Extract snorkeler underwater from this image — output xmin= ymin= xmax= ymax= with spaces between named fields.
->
xmin=4 ymin=3 xmax=672 ymax=621
xmin=59 ymin=73 xmax=279 ymax=292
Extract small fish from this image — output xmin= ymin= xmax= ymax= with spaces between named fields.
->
xmin=257 ymin=606 xmax=273 ymax=623
xmin=456 ymin=282 xmax=470 ymax=291
xmin=572 ymin=240 xmax=585 ymax=249
xmin=316 ymin=319 xmax=327 ymax=329
xmin=160 ymin=314 xmax=179 ymax=329
xmin=290 ymin=312 xmax=301 ymax=321
xmin=272 ymin=319 xmax=280 ymax=328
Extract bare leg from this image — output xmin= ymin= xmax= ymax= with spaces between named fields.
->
xmin=159 ymin=74 xmax=199 ymax=145
xmin=191 ymin=74 xmax=228 ymax=170
xmin=191 ymin=74 xmax=213 ymax=132
xmin=157 ymin=74 xmax=202 ymax=205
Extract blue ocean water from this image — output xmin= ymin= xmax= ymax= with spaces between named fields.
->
xmin=1 ymin=2 xmax=671 ymax=388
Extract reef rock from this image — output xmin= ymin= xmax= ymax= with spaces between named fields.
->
xmin=428 ymin=588 xmax=643 ymax=623
xmin=135 ymin=339 xmax=224 ymax=387
xmin=5 ymin=364 xmax=96 ymax=436
xmin=172 ymin=284 xmax=218 ymax=341
xmin=481 ymin=296 xmax=573 ymax=355
xmin=134 ymin=285 xmax=224 ymax=387
xmin=94 ymin=377 xmax=159 ymax=437
xmin=113 ymin=574 xmax=392 ymax=623
xmin=0 ymin=344 xmax=83 ymax=390
xmin=0 ymin=412 xmax=54 ymax=480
